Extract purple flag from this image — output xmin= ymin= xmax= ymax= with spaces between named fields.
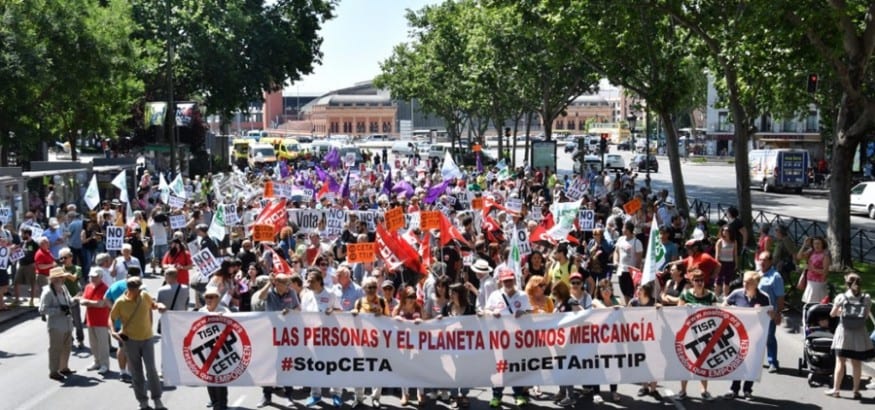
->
xmin=315 ymin=165 xmax=340 ymax=192
xmin=382 ymin=168 xmax=393 ymax=195
xmin=392 ymin=180 xmax=415 ymax=199
xmin=341 ymin=171 xmax=351 ymax=199
xmin=324 ymin=147 xmax=341 ymax=169
xmin=423 ymin=180 xmax=450 ymax=204
xmin=476 ymin=152 xmax=483 ymax=173
xmin=279 ymin=160 xmax=291 ymax=179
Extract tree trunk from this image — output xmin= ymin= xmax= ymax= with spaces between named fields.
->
xmin=827 ymin=125 xmax=859 ymax=269
xmin=512 ymin=114 xmax=520 ymax=168
xmin=524 ymin=111 xmax=533 ymax=163
xmin=659 ymin=110 xmax=689 ymax=219
xmin=723 ymin=67 xmax=754 ymax=248
xmin=68 ymin=132 xmax=78 ymax=162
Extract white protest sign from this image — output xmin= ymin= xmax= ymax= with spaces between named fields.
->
xmin=105 ymin=226 xmax=124 ymax=251
xmin=324 ymin=208 xmax=346 ymax=238
xmin=579 ymin=209 xmax=596 ymax=231
xmin=224 ymin=204 xmax=239 ymax=226
xmin=405 ymin=212 xmax=421 ymax=231
xmin=446 ymin=196 xmax=457 ymax=206
xmin=357 ymin=211 xmax=376 ymax=232
xmin=529 ymin=206 xmax=543 ymax=221
xmin=168 ymin=194 xmax=186 ymax=210
xmin=0 ymin=246 xmax=9 ymax=270
xmin=302 ymin=188 xmax=314 ymax=200
xmin=274 ymin=182 xmax=292 ymax=199
xmin=9 ymin=247 xmax=24 ymax=263
xmin=506 ymin=198 xmax=523 ymax=213
xmin=191 ymin=248 xmax=221 ymax=277
xmin=0 ymin=207 xmax=10 ymax=225
xmin=289 ymin=209 xmax=323 ymax=233
xmin=344 ymin=153 xmax=356 ymax=165
xmin=169 ymin=214 xmax=187 ymax=230
xmin=27 ymin=224 xmax=44 ymax=241
xmin=515 ymin=228 xmax=532 ymax=256
xmin=566 ymin=181 xmax=587 ymax=200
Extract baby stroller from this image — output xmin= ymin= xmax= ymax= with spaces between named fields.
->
xmin=797 ymin=303 xmax=838 ymax=386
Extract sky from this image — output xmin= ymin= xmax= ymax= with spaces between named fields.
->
xmin=283 ymin=0 xmax=438 ymax=97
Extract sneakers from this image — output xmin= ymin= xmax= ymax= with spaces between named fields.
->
xmin=371 ymin=397 xmax=381 ymax=408
xmin=676 ymin=391 xmax=687 ymax=400
xmin=257 ymin=396 xmax=272 ymax=408
xmin=97 ymin=366 xmax=109 ymax=374
xmin=592 ymin=394 xmax=604 ymax=404
xmin=59 ymin=368 xmax=76 ymax=375
xmin=351 ymin=398 xmax=363 ymax=408
xmin=743 ymin=391 xmax=753 ymax=400
xmin=49 ymin=372 xmax=66 ymax=381
xmin=768 ymin=364 xmax=779 ymax=373
xmin=488 ymin=397 xmax=501 ymax=408
xmin=637 ymin=387 xmax=649 ymax=397
xmin=153 ymin=399 xmax=168 ymax=410
xmin=514 ymin=396 xmax=528 ymax=406
xmin=120 ymin=373 xmax=133 ymax=383
xmin=332 ymin=394 xmax=343 ymax=408
xmin=722 ymin=391 xmax=739 ymax=400
xmin=305 ymin=396 xmax=322 ymax=407
xmin=701 ymin=391 xmax=713 ymax=401
xmin=557 ymin=397 xmax=576 ymax=407
xmin=86 ymin=363 xmax=101 ymax=371
xmin=651 ymin=390 xmax=663 ymax=401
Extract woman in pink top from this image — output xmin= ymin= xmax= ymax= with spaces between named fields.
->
xmin=797 ymin=236 xmax=831 ymax=304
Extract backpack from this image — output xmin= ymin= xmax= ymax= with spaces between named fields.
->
xmin=840 ymin=293 xmax=870 ymax=330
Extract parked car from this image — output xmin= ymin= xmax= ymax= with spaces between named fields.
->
xmin=392 ymin=141 xmax=418 ymax=156
xmin=604 ymin=154 xmax=625 ymax=170
xmin=366 ymin=134 xmax=393 ymax=141
xmin=564 ymin=143 xmax=577 ymax=153
xmin=632 ymin=154 xmax=659 ymax=172
xmin=616 ymin=140 xmax=631 ymax=151
xmin=572 ymin=154 xmax=605 ymax=174
xmin=849 ymin=181 xmax=875 ymax=218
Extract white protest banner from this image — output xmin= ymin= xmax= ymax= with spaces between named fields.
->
xmin=566 ymin=181 xmax=587 ymax=200
xmin=547 ymin=200 xmax=581 ymax=240
xmin=9 ymin=247 xmax=24 ymax=263
xmin=578 ymin=209 xmax=596 ymax=231
xmin=289 ymin=209 xmax=323 ymax=233
xmin=168 ymin=194 xmax=186 ymax=210
xmin=324 ymin=208 xmax=346 ymax=238
xmin=224 ymin=204 xmax=239 ymax=226
xmin=514 ymin=228 xmax=532 ymax=256
xmin=23 ymin=221 xmax=43 ymax=241
xmin=344 ymin=153 xmax=356 ymax=166
xmin=529 ymin=206 xmax=542 ymax=221
xmin=404 ymin=212 xmax=420 ymax=231
xmin=0 ymin=207 xmax=10 ymax=225
xmin=356 ymin=211 xmax=376 ymax=232
xmin=191 ymin=248 xmax=221 ymax=277
xmin=169 ymin=214 xmax=187 ymax=230
xmin=0 ymin=246 xmax=9 ymax=270
xmin=160 ymin=307 xmax=769 ymax=387
xmin=105 ymin=226 xmax=124 ymax=251
xmin=506 ymin=198 xmax=523 ymax=213
xmin=273 ymin=182 xmax=293 ymax=200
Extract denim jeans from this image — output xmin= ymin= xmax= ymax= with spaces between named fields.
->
xmin=766 ymin=320 xmax=778 ymax=366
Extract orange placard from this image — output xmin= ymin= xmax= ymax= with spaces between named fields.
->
xmin=471 ymin=197 xmax=484 ymax=210
xmin=420 ymin=210 xmax=441 ymax=230
xmin=263 ymin=180 xmax=274 ymax=198
xmin=623 ymin=198 xmax=642 ymax=215
xmin=253 ymin=224 xmax=275 ymax=242
xmin=347 ymin=242 xmax=376 ymax=264
xmin=472 ymin=144 xmax=482 ymax=152
xmin=385 ymin=207 xmax=405 ymax=231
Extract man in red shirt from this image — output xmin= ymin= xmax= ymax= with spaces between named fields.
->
xmin=80 ymin=268 xmax=110 ymax=374
xmin=681 ymin=239 xmax=721 ymax=287
xmin=34 ymin=237 xmax=56 ymax=289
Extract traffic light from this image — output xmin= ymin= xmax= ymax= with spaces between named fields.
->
xmin=600 ymin=134 xmax=608 ymax=154
xmin=807 ymin=73 xmax=818 ymax=93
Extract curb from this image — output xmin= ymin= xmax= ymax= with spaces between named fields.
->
xmin=0 ymin=306 xmax=37 ymax=327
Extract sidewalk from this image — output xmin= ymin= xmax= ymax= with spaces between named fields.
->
xmin=780 ymin=308 xmax=875 ymax=377
xmin=0 ymin=304 xmax=37 ymax=327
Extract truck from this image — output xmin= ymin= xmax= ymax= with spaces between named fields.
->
xmin=748 ymin=148 xmax=809 ymax=194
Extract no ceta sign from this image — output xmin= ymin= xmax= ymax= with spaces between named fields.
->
xmin=674 ymin=308 xmax=750 ymax=378
xmin=183 ymin=315 xmax=253 ymax=384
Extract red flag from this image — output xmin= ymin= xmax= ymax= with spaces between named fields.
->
xmin=421 ymin=232 xmax=433 ymax=267
xmin=271 ymin=250 xmax=293 ymax=274
xmin=316 ymin=182 xmax=330 ymax=200
xmin=255 ymin=198 xmax=288 ymax=234
xmin=530 ymin=225 xmax=555 ymax=245
xmin=480 ymin=214 xmax=505 ymax=243
xmin=482 ymin=197 xmax=517 ymax=216
xmin=375 ymin=225 xmax=426 ymax=275
xmin=439 ymin=213 xmax=470 ymax=247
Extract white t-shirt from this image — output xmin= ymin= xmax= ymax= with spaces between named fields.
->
xmin=149 ymin=220 xmax=168 ymax=246
xmin=300 ymin=288 xmax=342 ymax=313
xmin=484 ymin=289 xmax=531 ymax=316
xmin=111 ymin=256 xmax=142 ymax=283
xmin=614 ymin=235 xmax=643 ymax=274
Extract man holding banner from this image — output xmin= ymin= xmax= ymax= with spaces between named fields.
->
xmin=483 ymin=267 xmax=532 ymax=408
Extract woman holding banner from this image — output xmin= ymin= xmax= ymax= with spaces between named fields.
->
xmin=438 ymin=283 xmax=477 ymax=408
xmin=394 ymin=286 xmax=425 ymax=406
xmin=351 ymin=276 xmax=388 ymax=408
xmin=200 ymin=288 xmax=230 ymax=409
xmin=551 ymin=281 xmax=581 ymax=407
xmin=677 ymin=270 xmax=717 ymax=401
xmin=589 ymin=279 xmax=621 ymax=403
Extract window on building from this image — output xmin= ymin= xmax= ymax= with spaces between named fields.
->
xmin=382 ymin=122 xmax=391 ymax=133
xmin=357 ymin=122 xmax=365 ymax=133
xmin=782 ymin=118 xmax=796 ymax=133
xmin=759 ymin=114 xmax=772 ymax=133
xmin=806 ymin=110 xmax=818 ymax=132
xmin=717 ymin=112 xmax=731 ymax=132
xmin=556 ymin=120 xmax=564 ymax=130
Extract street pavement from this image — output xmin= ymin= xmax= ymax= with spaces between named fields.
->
xmin=1 ymin=272 xmax=873 ymax=410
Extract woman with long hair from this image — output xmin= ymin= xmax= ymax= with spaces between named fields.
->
xmin=438 ymin=283 xmax=476 ymax=408
xmin=393 ymin=286 xmax=425 ymax=406
xmin=590 ymin=279 xmax=621 ymax=403
xmin=660 ymin=263 xmax=689 ymax=306
xmin=797 ymin=236 xmax=831 ymax=304
xmin=826 ymin=273 xmax=874 ymax=399
xmin=714 ymin=226 xmax=737 ymax=299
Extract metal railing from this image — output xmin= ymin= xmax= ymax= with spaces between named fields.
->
xmin=686 ymin=198 xmax=875 ymax=263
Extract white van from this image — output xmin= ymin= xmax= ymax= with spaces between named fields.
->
xmin=749 ymin=149 xmax=809 ymax=193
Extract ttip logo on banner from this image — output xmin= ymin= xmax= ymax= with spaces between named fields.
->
xmin=182 ymin=315 xmax=253 ymax=384
xmin=674 ymin=308 xmax=750 ymax=378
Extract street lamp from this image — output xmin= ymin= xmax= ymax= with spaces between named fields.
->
xmin=626 ymin=112 xmax=637 ymax=153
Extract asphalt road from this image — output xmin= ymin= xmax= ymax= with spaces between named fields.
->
xmin=1 ymin=273 xmax=873 ymax=410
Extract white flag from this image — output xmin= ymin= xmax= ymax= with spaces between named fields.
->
xmin=208 ymin=204 xmax=226 ymax=241
xmin=111 ymin=170 xmax=128 ymax=203
xmin=158 ymin=172 xmax=170 ymax=204
xmin=508 ymin=225 xmax=523 ymax=285
xmin=170 ymin=174 xmax=186 ymax=198
xmin=641 ymin=214 xmax=665 ymax=286
xmin=546 ymin=200 xmax=581 ymax=240
xmin=440 ymin=150 xmax=463 ymax=181
xmin=84 ymin=175 xmax=100 ymax=210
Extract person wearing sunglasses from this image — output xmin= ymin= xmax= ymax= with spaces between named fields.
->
xmin=722 ymin=271 xmax=771 ymax=400
xmin=568 ymin=272 xmax=593 ymax=310
xmin=350 ymin=276 xmax=388 ymax=408
xmin=300 ymin=270 xmax=344 ymax=408
xmin=589 ymin=279 xmax=621 ymax=403
xmin=256 ymin=273 xmax=299 ymax=408
xmin=394 ymin=286 xmax=425 ymax=406
xmin=677 ymin=270 xmax=716 ymax=401
xmin=483 ymin=268 xmax=532 ymax=408
xmin=200 ymin=288 xmax=230 ymax=409
xmin=58 ymin=247 xmax=85 ymax=349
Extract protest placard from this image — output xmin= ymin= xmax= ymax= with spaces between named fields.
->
xmin=566 ymin=181 xmax=587 ymax=200
xmin=0 ymin=246 xmax=9 ymax=270
xmin=224 ymin=204 xmax=239 ymax=226
xmin=623 ymin=197 xmax=642 ymax=215
xmin=579 ymin=209 xmax=596 ymax=231
xmin=324 ymin=209 xmax=347 ymax=237
xmin=169 ymin=214 xmax=187 ymax=230
xmin=471 ymin=197 xmax=484 ymax=210
xmin=9 ymin=247 xmax=24 ymax=263
xmin=357 ymin=211 xmax=377 ymax=232
xmin=105 ymin=226 xmax=124 ymax=251
xmin=0 ymin=207 xmax=10 ymax=225
xmin=420 ymin=211 xmax=441 ymax=230
xmin=405 ymin=212 xmax=421 ymax=231
xmin=346 ymin=242 xmax=376 ymax=264
xmin=252 ymin=224 xmax=275 ymax=242
xmin=385 ymin=207 xmax=404 ymax=232
xmin=191 ymin=248 xmax=221 ymax=276
xmin=289 ymin=209 xmax=323 ymax=233
xmin=168 ymin=194 xmax=186 ymax=210
xmin=273 ymin=182 xmax=292 ymax=199
xmin=506 ymin=198 xmax=523 ymax=213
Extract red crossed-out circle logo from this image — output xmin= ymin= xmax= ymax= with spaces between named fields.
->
xmin=183 ymin=315 xmax=252 ymax=384
xmin=674 ymin=308 xmax=750 ymax=378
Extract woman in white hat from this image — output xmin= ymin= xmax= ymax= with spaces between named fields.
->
xmin=39 ymin=266 xmax=77 ymax=381
xmin=200 ymin=288 xmax=230 ymax=409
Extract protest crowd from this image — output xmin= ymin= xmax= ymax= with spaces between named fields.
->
xmin=3 ymin=145 xmax=874 ymax=410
